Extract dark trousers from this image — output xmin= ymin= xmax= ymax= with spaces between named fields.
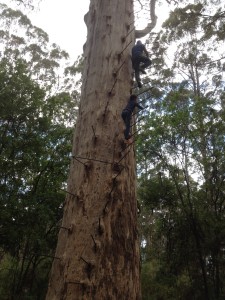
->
xmin=132 ymin=55 xmax=151 ymax=83
xmin=121 ymin=110 xmax=132 ymax=140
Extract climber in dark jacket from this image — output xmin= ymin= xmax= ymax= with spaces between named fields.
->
xmin=132 ymin=40 xmax=151 ymax=88
xmin=121 ymin=94 xmax=143 ymax=143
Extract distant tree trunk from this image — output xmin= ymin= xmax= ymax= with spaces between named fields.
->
xmin=46 ymin=0 xmax=141 ymax=299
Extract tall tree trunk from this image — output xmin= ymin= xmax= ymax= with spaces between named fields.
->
xmin=46 ymin=0 xmax=141 ymax=299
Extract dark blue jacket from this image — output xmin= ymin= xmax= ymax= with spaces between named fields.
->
xmin=124 ymin=99 xmax=143 ymax=113
xmin=132 ymin=44 xmax=145 ymax=58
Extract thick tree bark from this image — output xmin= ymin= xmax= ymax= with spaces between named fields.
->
xmin=46 ymin=0 xmax=141 ymax=299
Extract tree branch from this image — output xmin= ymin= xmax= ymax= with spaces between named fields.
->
xmin=135 ymin=0 xmax=157 ymax=38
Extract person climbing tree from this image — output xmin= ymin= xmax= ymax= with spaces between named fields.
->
xmin=121 ymin=94 xmax=144 ymax=144
xmin=132 ymin=40 xmax=151 ymax=88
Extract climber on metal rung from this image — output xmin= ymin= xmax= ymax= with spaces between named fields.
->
xmin=121 ymin=94 xmax=144 ymax=145
xmin=132 ymin=40 xmax=151 ymax=88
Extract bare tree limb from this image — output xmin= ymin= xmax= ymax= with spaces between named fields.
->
xmin=135 ymin=0 xmax=157 ymax=38
xmin=136 ymin=0 xmax=144 ymax=9
xmin=165 ymin=0 xmax=178 ymax=4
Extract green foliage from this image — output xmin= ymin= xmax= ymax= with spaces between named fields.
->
xmin=138 ymin=2 xmax=225 ymax=298
xmin=0 ymin=3 xmax=83 ymax=298
xmin=0 ymin=56 xmax=74 ymax=299
xmin=0 ymin=4 xmax=81 ymax=96
xmin=163 ymin=4 xmax=203 ymax=41
xmin=138 ymin=77 xmax=225 ymax=297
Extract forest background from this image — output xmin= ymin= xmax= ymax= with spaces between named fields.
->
xmin=0 ymin=0 xmax=225 ymax=299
